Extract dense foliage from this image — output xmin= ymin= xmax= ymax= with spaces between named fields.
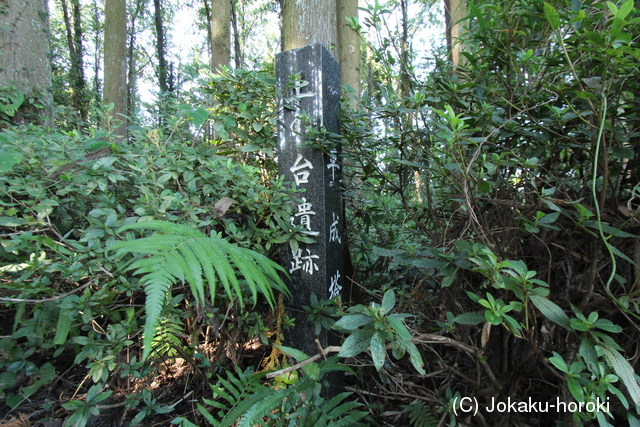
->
xmin=2 ymin=0 xmax=640 ymax=426
xmin=340 ymin=0 xmax=640 ymax=425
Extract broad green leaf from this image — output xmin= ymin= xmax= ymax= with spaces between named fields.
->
xmin=584 ymin=31 xmax=606 ymax=47
xmin=0 ymin=216 xmax=26 ymax=227
xmin=334 ymin=314 xmax=371 ymax=330
xmin=372 ymin=246 xmax=400 ymax=257
xmin=570 ymin=318 xmax=590 ymax=331
xmin=538 ymin=212 xmax=560 ymax=225
xmin=370 ymin=331 xmax=386 ymax=371
xmin=593 ymin=319 xmax=622 ymax=333
xmin=543 ymin=2 xmax=561 ymax=29
xmin=579 ymin=337 xmax=599 ymax=374
xmin=602 ymin=345 xmax=640 ymax=406
xmin=0 ymin=149 xmax=22 ymax=174
xmin=567 ymin=376 xmax=585 ymax=402
xmin=549 ymin=352 xmax=569 ymax=373
xmin=485 ymin=310 xmax=501 ymax=325
xmin=618 ymin=0 xmax=634 ymax=19
xmin=381 ymin=289 xmax=396 ymax=314
xmin=406 ymin=341 xmax=426 ymax=375
xmin=530 ymin=295 xmax=571 ymax=329
xmin=609 ymin=244 xmax=635 ymax=264
xmin=453 ymin=312 xmax=485 ymax=325
xmin=339 ymin=329 xmax=371 ymax=358
xmin=387 ymin=314 xmax=411 ymax=340
xmin=241 ymin=143 xmax=261 ymax=152
xmin=190 ymin=107 xmax=209 ymax=128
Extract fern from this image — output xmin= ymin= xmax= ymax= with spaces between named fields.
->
xmin=108 ymin=220 xmax=288 ymax=360
xmin=199 ymin=359 xmax=370 ymax=427
xmin=151 ymin=295 xmax=186 ymax=357
xmin=402 ymin=401 xmax=438 ymax=427
xmin=53 ymin=295 xmax=78 ymax=345
xmin=199 ymin=367 xmax=272 ymax=426
xmin=287 ymin=391 xmax=368 ymax=427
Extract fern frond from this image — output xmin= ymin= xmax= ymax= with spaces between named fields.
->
xmin=237 ymin=387 xmax=290 ymax=427
xmin=141 ymin=269 xmax=175 ymax=359
xmin=185 ymin=239 xmax=216 ymax=303
xmin=403 ymin=401 xmax=438 ymax=427
xmin=322 ymin=392 xmax=360 ymax=418
xmin=286 ymin=389 xmax=369 ymax=427
xmin=176 ymin=242 xmax=205 ymax=304
xmin=199 ymin=364 xmax=371 ymax=427
xmin=110 ymin=234 xmax=188 ymax=255
xmin=211 ymin=370 xmax=274 ymax=427
xmin=108 ymin=220 xmax=288 ymax=360
xmin=152 ymin=314 xmax=185 ymax=357
xmin=53 ymin=300 xmax=73 ymax=345
xmin=276 ymin=345 xmax=311 ymax=363
xmin=198 ymin=402 xmax=218 ymax=425
xmin=118 ymin=219 xmax=206 ymax=239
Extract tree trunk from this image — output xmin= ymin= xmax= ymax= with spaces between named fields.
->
xmin=336 ymin=0 xmax=360 ymax=98
xmin=444 ymin=0 xmax=467 ymax=67
xmin=59 ymin=0 xmax=87 ymax=124
xmin=231 ymin=0 xmax=242 ymax=68
xmin=91 ymin=0 xmax=101 ymax=99
xmin=71 ymin=0 xmax=87 ymax=122
xmin=210 ymin=0 xmax=231 ymax=71
xmin=399 ymin=0 xmax=411 ymax=94
xmin=203 ymin=0 xmax=213 ymax=59
xmin=103 ymin=0 xmax=128 ymax=140
xmin=154 ymin=0 xmax=169 ymax=94
xmin=0 ymin=0 xmax=53 ymax=125
xmin=281 ymin=0 xmax=337 ymax=53
xmin=127 ymin=0 xmax=144 ymax=115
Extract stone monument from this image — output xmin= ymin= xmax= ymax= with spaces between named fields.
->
xmin=276 ymin=43 xmax=344 ymax=358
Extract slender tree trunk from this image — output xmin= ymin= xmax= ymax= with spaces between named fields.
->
xmin=0 ymin=0 xmax=54 ymax=125
xmin=444 ymin=0 xmax=467 ymax=67
xmin=60 ymin=0 xmax=87 ymax=124
xmin=71 ymin=0 xmax=87 ymax=121
xmin=104 ymin=0 xmax=128 ymax=140
xmin=203 ymin=0 xmax=213 ymax=59
xmin=231 ymin=0 xmax=242 ymax=68
xmin=210 ymin=0 xmax=230 ymax=71
xmin=127 ymin=0 xmax=144 ymax=115
xmin=60 ymin=0 xmax=78 ymax=103
xmin=154 ymin=0 xmax=169 ymax=94
xmin=92 ymin=0 xmax=101 ymax=99
xmin=336 ymin=0 xmax=360 ymax=98
xmin=281 ymin=0 xmax=337 ymax=52
xmin=399 ymin=0 xmax=411 ymax=94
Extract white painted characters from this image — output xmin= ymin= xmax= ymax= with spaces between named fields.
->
xmin=329 ymin=270 xmax=342 ymax=298
xmin=329 ymin=212 xmax=341 ymax=243
xmin=290 ymin=154 xmax=313 ymax=185
xmin=289 ymin=248 xmax=320 ymax=275
xmin=291 ymin=198 xmax=320 ymax=236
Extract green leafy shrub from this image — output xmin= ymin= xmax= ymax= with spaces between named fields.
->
xmin=334 ymin=289 xmax=425 ymax=375
xmin=341 ymin=0 xmax=640 ymax=424
xmin=108 ymin=220 xmax=288 ymax=360
xmin=0 ymin=121 xmax=298 ymax=419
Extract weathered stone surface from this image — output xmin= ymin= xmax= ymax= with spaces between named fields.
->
xmin=276 ymin=43 xmax=343 ymax=358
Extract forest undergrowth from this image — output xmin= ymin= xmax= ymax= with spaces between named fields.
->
xmin=2 ymin=0 xmax=640 ymax=426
